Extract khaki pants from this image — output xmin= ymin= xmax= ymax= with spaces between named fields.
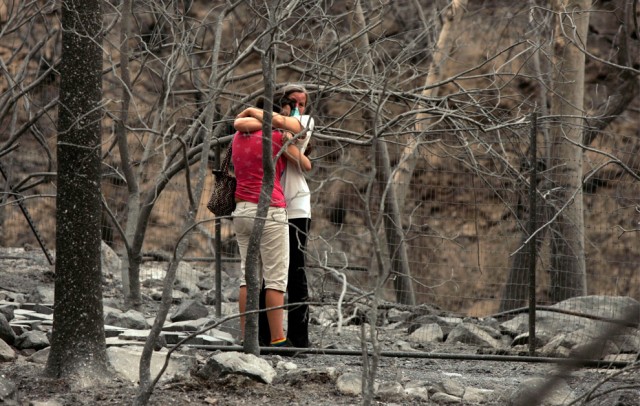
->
xmin=233 ymin=202 xmax=289 ymax=292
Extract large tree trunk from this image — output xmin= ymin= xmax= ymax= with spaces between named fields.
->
xmin=45 ymin=0 xmax=110 ymax=382
xmin=499 ymin=178 xmax=553 ymax=312
xmin=393 ymin=0 xmax=468 ymax=209
xmin=548 ymin=0 xmax=590 ymax=302
xmin=388 ymin=0 xmax=466 ymax=306
xmin=583 ymin=0 xmax=639 ymax=146
xmin=114 ymin=0 xmax=139 ymax=302
xmin=348 ymin=0 xmax=416 ymax=306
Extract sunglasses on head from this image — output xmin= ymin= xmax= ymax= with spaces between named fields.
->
xmin=280 ymin=84 xmax=306 ymax=96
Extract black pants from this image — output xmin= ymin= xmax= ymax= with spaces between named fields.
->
xmin=259 ymin=218 xmax=310 ymax=347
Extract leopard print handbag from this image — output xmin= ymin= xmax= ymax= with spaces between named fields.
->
xmin=206 ymin=143 xmax=236 ymax=216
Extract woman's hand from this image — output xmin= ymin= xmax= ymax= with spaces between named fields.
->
xmin=282 ymin=131 xmax=293 ymax=143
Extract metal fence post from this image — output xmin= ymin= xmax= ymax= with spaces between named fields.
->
xmin=528 ymin=111 xmax=538 ymax=356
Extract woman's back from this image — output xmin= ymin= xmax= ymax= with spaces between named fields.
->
xmin=232 ymin=129 xmax=287 ymax=207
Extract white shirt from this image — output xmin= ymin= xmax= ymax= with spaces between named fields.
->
xmin=283 ymin=115 xmax=314 ymax=219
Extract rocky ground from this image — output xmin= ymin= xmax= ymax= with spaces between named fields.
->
xmin=0 ymin=247 xmax=638 ymax=405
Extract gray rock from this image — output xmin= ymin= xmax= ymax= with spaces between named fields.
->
xmin=445 ymin=323 xmax=503 ymax=349
xmin=602 ymin=353 xmax=637 ymax=363
xmin=28 ymin=286 xmax=54 ymax=304
xmin=174 ymin=262 xmax=202 ymax=296
xmin=404 ymin=385 xmax=430 ymax=401
xmin=501 ymin=295 xmax=640 ymax=338
xmin=511 ymin=331 xmax=553 ymax=348
xmin=26 ymin=347 xmax=50 ymax=364
xmin=336 ymin=372 xmax=364 ymax=396
xmin=540 ymin=335 xmax=572 ymax=358
xmin=101 ymin=241 xmax=121 ymax=278
xmin=392 ymin=340 xmax=417 ymax=352
xmin=475 ymin=323 xmax=504 ymax=340
xmin=433 ymin=378 xmax=465 ymax=397
xmin=13 ymin=308 xmax=52 ymax=322
xmin=0 ymin=304 xmax=15 ymax=321
xmin=275 ymin=360 xmax=298 ymax=370
xmin=0 ymin=314 xmax=16 ymax=345
xmin=387 ymin=308 xmax=412 ymax=323
xmin=406 ymin=314 xmax=440 ymax=334
xmin=196 ymin=276 xmax=215 ymax=291
xmin=107 ymin=346 xmax=195 ymax=384
xmin=463 ymin=387 xmax=496 ymax=404
xmin=104 ymin=307 xmax=149 ymax=330
xmin=103 ymin=307 xmax=123 ymax=323
xmin=32 ymin=304 xmax=53 ymax=315
xmin=280 ymin=367 xmax=338 ymax=385
xmin=15 ymin=330 xmax=49 ymax=350
xmin=376 ymin=381 xmax=405 ymax=401
xmin=203 ymin=289 xmax=225 ymax=306
xmin=555 ymin=296 xmax=639 ymax=320
xmin=30 ymin=399 xmax=64 ymax=406
xmin=163 ymin=317 xmax=216 ymax=332
xmin=200 ymin=328 xmax=235 ymax=345
xmin=9 ymin=325 xmax=28 ymax=337
xmin=170 ymin=299 xmax=208 ymax=322
xmin=407 ymin=323 xmax=443 ymax=344
xmin=430 ymin=392 xmax=462 ymax=403
xmin=609 ymin=330 xmax=640 ymax=353
xmin=149 ymin=289 xmax=188 ymax=302
xmin=120 ymin=310 xmax=150 ymax=330
xmin=478 ymin=317 xmax=502 ymax=332
xmin=103 ymin=325 xmax=126 ymax=338
xmin=195 ymin=351 xmax=276 ymax=384
xmin=570 ymin=339 xmax=618 ymax=359
xmin=0 ymin=338 xmax=16 ymax=362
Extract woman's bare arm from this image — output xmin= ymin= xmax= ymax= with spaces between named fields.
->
xmin=234 ymin=117 xmax=262 ymax=132
xmin=284 ymin=142 xmax=312 ymax=171
xmin=280 ymin=131 xmax=311 ymax=171
xmin=236 ymin=107 xmax=303 ymax=133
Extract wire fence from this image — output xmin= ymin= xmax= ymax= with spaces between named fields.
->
xmin=2 ymin=109 xmax=639 ymax=365
xmin=6 ymin=120 xmax=639 ymax=307
xmin=0 ymin=2 xmax=638 ymax=378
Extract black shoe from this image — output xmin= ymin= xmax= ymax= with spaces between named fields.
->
xmin=287 ymin=339 xmax=310 ymax=348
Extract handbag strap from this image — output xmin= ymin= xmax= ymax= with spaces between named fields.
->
xmin=220 ymin=142 xmax=232 ymax=172
xmin=213 ymin=142 xmax=233 ymax=175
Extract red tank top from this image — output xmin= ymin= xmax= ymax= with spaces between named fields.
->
xmin=232 ymin=130 xmax=287 ymax=207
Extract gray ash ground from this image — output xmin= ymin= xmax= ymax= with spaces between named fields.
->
xmin=0 ymin=250 xmax=637 ymax=405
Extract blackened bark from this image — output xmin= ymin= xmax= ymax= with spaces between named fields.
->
xmin=45 ymin=0 xmax=110 ymax=380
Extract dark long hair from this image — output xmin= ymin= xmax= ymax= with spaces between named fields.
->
xmin=255 ymin=92 xmax=295 ymax=113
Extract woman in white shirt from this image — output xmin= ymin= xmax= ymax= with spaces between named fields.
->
xmin=280 ymin=84 xmax=314 ymax=348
